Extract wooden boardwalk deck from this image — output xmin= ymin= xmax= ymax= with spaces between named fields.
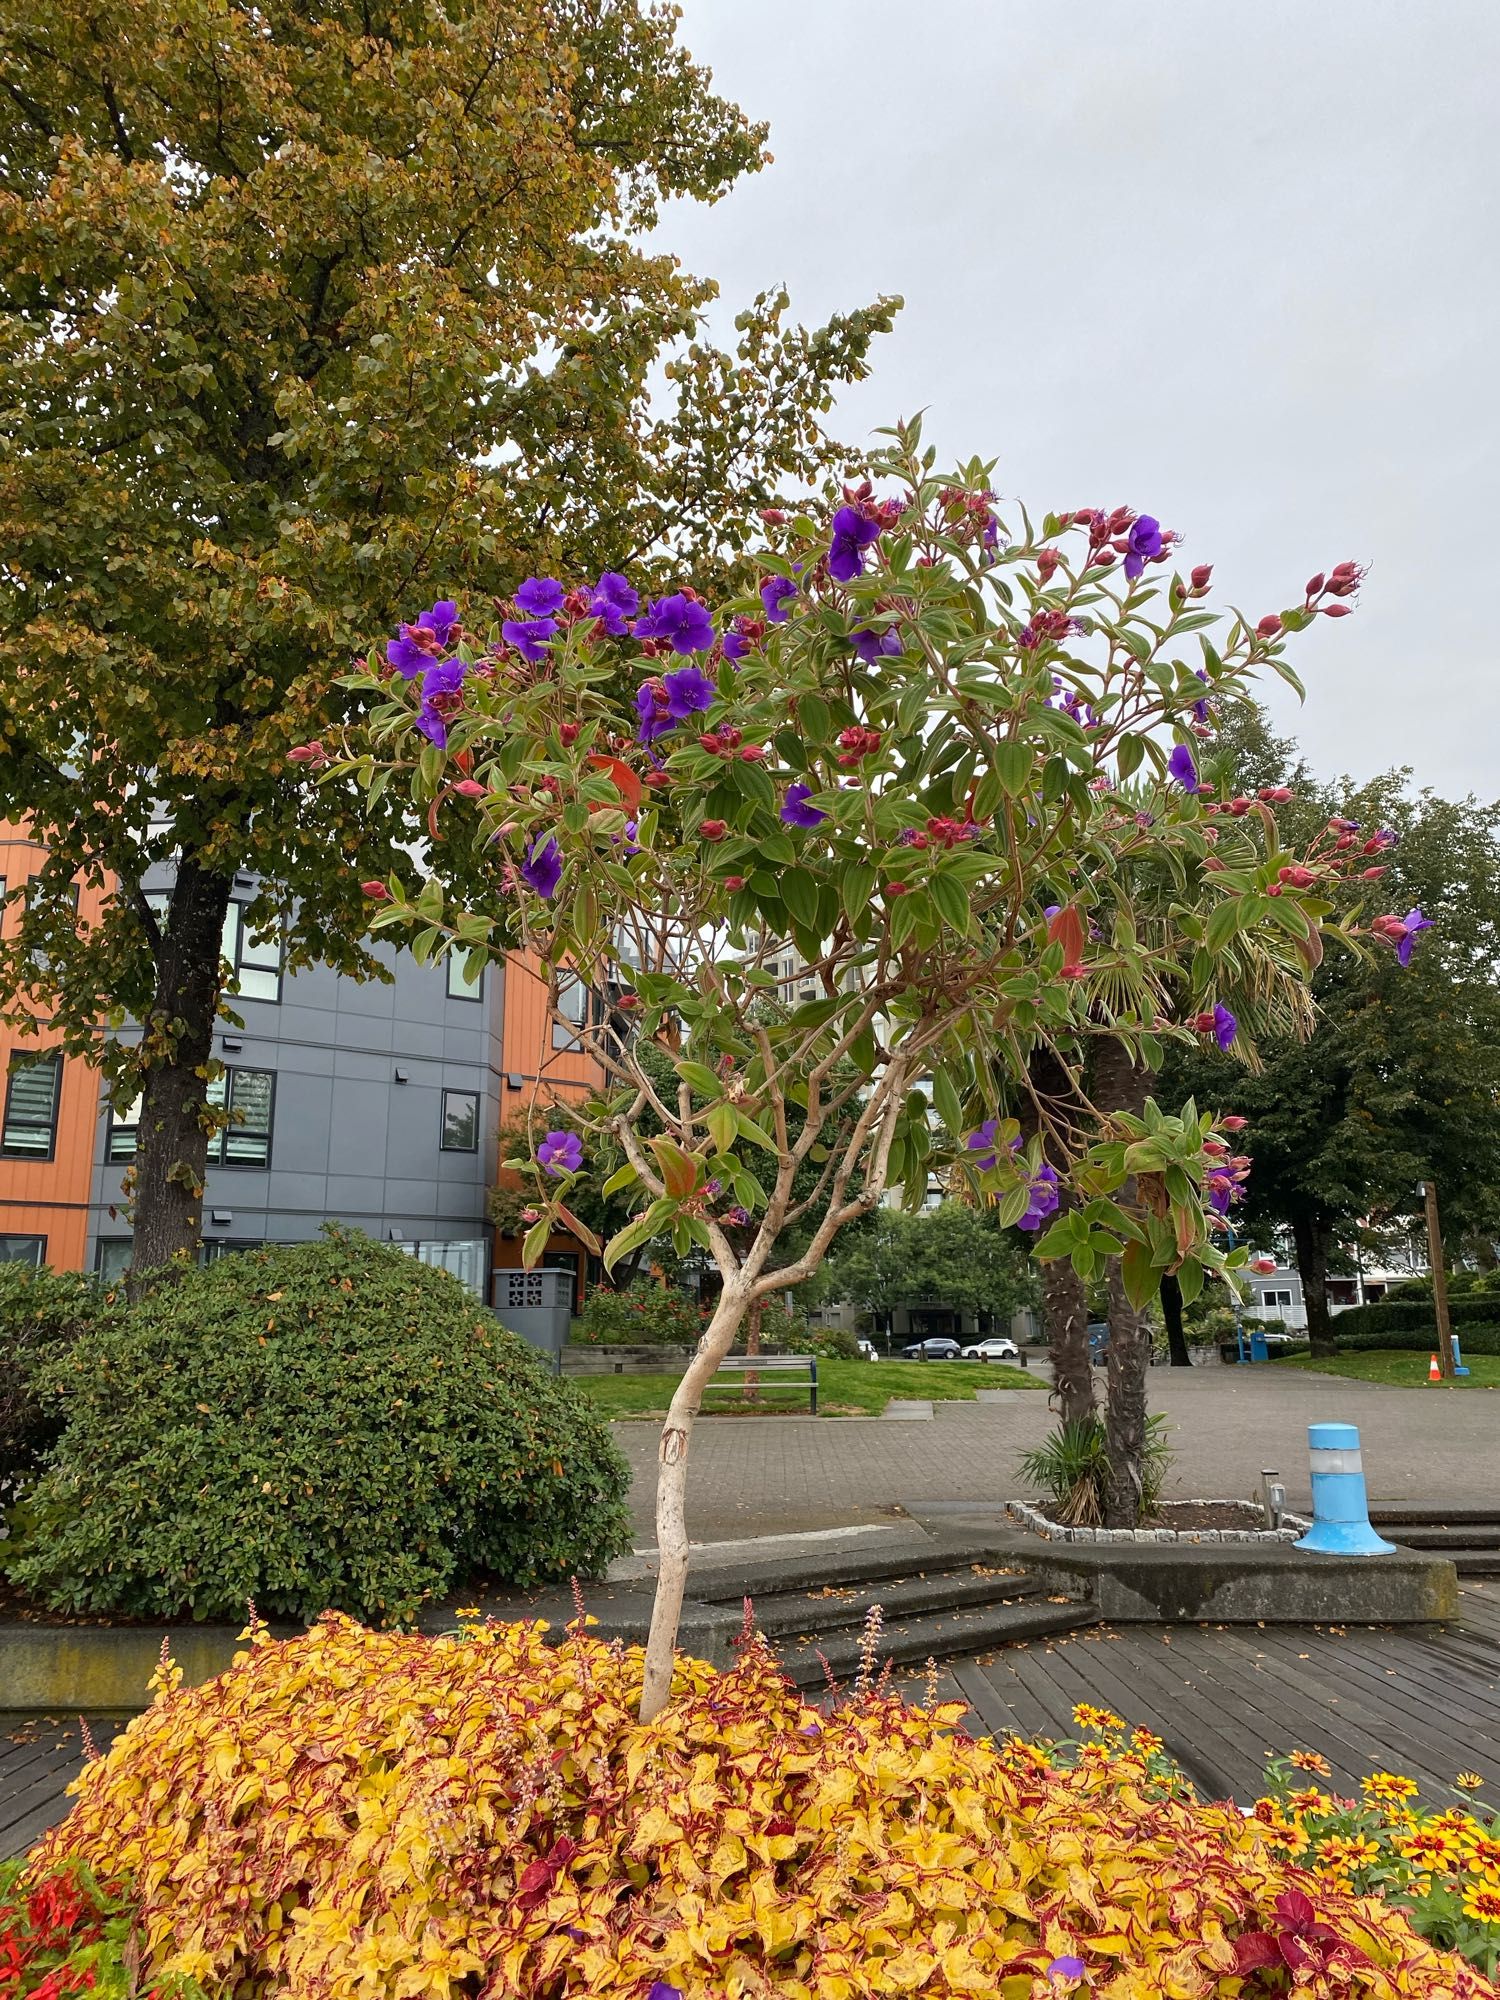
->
xmin=5 ymin=1584 xmax=1498 ymax=1860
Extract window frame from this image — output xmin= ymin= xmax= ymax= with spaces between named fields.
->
xmin=446 ymin=952 xmax=484 ymax=1002
xmin=440 ymin=1087 xmax=481 ymax=1153
xmin=208 ymin=1067 xmax=276 ymax=1169
xmin=552 ymin=971 xmax=598 ymax=1050
xmin=222 ymin=900 xmax=283 ymax=1004
xmin=2 ymin=1048 xmax=63 ymax=1161
xmin=0 ymin=1234 xmax=46 ymax=1268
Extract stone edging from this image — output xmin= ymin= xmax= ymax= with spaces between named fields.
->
xmin=1006 ymin=1498 xmax=1312 ymax=1545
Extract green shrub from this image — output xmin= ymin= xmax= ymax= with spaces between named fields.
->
xmin=1332 ymin=1295 xmax=1500 ymax=1343
xmin=1018 ymin=1415 xmax=1172 ymax=1525
xmin=1334 ymin=1324 xmax=1500 ymax=1356
xmin=0 ymin=1265 xmax=122 ymax=1499
xmin=7 ymin=1232 xmax=632 ymax=1624
xmin=570 ymin=1280 xmax=707 ymax=1348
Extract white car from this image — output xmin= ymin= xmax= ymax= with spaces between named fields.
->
xmin=961 ymin=1336 xmax=1020 ymax=1362
xmin=855 ymin=1337 xmax=880 ymax=1361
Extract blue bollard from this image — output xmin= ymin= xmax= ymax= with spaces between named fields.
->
xmin=1453 ymin=1335 xmax=1471 ymax=1379
xmin=1296 ymin=1423 xmax=1397 ymax=1556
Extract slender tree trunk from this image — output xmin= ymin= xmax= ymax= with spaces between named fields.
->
xmin=1092 ymin=1038 xmax=1153 ymax=1528
xmin=641 ymin=1284 xmax=750 ymax=1720
xmin=1024 ymin=1046 xmax=1094 ymax=1426
xmin=1292 ymin=1209 xmax=1338 ymax=1359
xmin=1160 ymin=1271 xmax=1192 ymax=1367
xmin=743 ymin=1295 xmax=762 ymax=1401
xmin=128 ymin=859 xmax=233 ymax=1289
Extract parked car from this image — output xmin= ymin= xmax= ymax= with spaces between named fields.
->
xmin=856 ymin=1337 xmax=880 ymax=1361
xmin=960 ymin=1336 xmax=1020 ymax=1362
xmin=902 ymin=1336 xmax=963 ymax=1360
xmin=1088 ymin=1320 xmax=1110 ymax=1363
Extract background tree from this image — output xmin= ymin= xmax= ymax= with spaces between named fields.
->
xmin=344 ymin=422 xmax=1356 ymax=1710
xmin=0 ymin=0 xmax=896 ymax=1274
xmin=818 ymin=1202 xmax=1037 ymax=1338
xmin=1162 ymin=707 xmax=1500 ymax=1356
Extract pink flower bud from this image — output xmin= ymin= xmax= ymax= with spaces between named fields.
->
xmin=700 ymin=819 xmax=728 ymax=841
xmin=1220 ymin=1115 xmax=1248 ymax=1132
xmin=361 ymin=881 xmax=389 ymax=900
xmin=288 ymin=741 xmax=327 ymax=765
xmin=739 ymin=744 xmax=765 ymax=762
xmin=452 ymin=779 xmax=486 ymax=799
xmin=1361 ymin=865 xmax=1387 ymax=879
xmin=1305 ymin=572 xmax=1326 ymax=598
xmin=883 ymin=881 xmax=910 ymax=897
xmin=1322 ymin=603 xmax=1353 ymax=617
xmin=1036 ymin=548 xmax=1061 ymax=581
xmin=724 ymin=875 xmax=746 ymax=890
xmin=1256 ymin=614 xmax=1284 ymax=638
xmin=759 ymin=507 xmax=788 ymax=524
xmin=1190 ymin=564 xmax=1213 ymax=590
xmin=559 ymin=722 xmax=580 ymax=746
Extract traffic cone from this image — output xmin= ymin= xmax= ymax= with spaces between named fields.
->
xmin=1429 ymin=1353 xmax=1441 ymax=1381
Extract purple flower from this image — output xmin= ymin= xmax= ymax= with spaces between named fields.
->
xmin=386 ymin=600 xmax=460 ymax=678
xmin=520 ymin=835 xmax=563 ymax=899
xmin=538 ymin=1130 xmax=583 ymax=1176
xmin=965 ymin=1120 xmax=1001 ymax=1172
xmin=1395 ymin=907 xmax=1433 ymax=967
xmin=662 ymin=665 xmax=716 ymax=719
xmin=635 ymin=680 xmax=675 ymax=749
xmin=1047 ymin=1957 xmax=1087 ymax=1985
xmin=780 ymin=783 xmax=827 ymax=830
xmin=760 ymin=574 xmax=798 ymax=623
xmin=721 ymin=1205 xmax=752 ymax=1228
xmin=414 ymin=656 xmax=467 ymax=748
xmin=646 ymin=1985 xmax=683 ymax=2000
xmin=851 ymin=624 xmax=903 ymax=663
xmin=612 ymin=817 xmax=640 ymax=857
xmin=514 ymin=577 xmax=564 ymax=619
xmin=1123 ymin=515 xmax=1164 ymax=581
xmin=1018 ymin=1161 xmax=1061 ymax=1233
xmin=828 ymin=504 xmax=883 ymax=583
xmin=1212 ymin=1003 xmax=1238 ymax=1052
xmin=1369 ymin=827 xmax=1398 ymax=850
xmin=722 ymin=626 xmax=753 ymax=663
xmin=588 ymin=572 xmax=639 ymax=636
xmin=636 ymin=592 xmax=715 ymax=654
xmin=501 ymin=616 xmax=557 ymax=664
xmin=1167 ymin=742 xmax=1199 ymax=791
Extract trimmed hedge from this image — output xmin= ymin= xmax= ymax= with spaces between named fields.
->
xmin=1336 ymin=1325 xmax=1500 ymax=1356
xmin=7 ymin=1233 xmax=632 ymax=1624
xmin=1331 ymin=1295 xmax=1500 ymax=1340
xmin=0 ymin=1265 xmax=122 ymax=1497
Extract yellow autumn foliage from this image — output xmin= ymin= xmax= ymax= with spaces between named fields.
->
xmin=24 ymin=1615 xmax=1495 ymax=2000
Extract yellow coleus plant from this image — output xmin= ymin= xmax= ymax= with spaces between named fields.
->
xmin=24 ymin=1617 xmax=1496 ymax=2000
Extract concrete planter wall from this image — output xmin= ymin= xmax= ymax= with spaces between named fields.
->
xmin=1007 ymin=1498 xmax=1311 ymax=1546
xmin=561 ymin=1344 xmax=691 ymax=1376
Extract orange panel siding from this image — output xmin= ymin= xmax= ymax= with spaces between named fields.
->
xmin=0 ymin=826 xmax=108 ymax=1271
xmin=498 ymin=953 xmax=603 ymax=1120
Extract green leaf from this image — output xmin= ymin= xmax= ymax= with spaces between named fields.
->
xmin=1177 ymin=1257 xmax=1205 ymax=1305
xmin=798 ymin=693 xmax=831 ymax=745
xmin=991 ymin=739 xmax=1033 ymax=796
xmin=707 ymin=1101 xmax=738 ymax=1156
xmin=521 ymin=1214 xmax=554 ymax=1270
xmin=995 ymin=1185 xmax=1032 ymax=1229
xmin=599 ymin=1163 xmax=639 ymax=1198
xmin=603 ymin=1199 xmax=676 ymax=1275
xmin=841 ymin=862 xmax=876 ymax=924
xmin=1121 ymin=1238 xmax=1158 ymax=1310
xmin=1205 ymin=899 xmax=1243 ymax=954
xmin=1116 ymin=733 xmax=1144 ymax=779
xmin=674 ymin=1060 xmax=724 ymax=1097
xmin=780 ymin=869 xmax=820 ymax=931
xmin=928 ymin=869 xmax=971 ymax=935
xmin=734 ymin=1110 xmax=780 ymax=1154
xmin=929 ymin=1067 xmax=964 ymax=1139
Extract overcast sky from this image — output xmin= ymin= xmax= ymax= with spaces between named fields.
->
xmin=660 ymin=1 xmax=1499 ymax=800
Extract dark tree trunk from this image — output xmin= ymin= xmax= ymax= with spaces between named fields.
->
xmin=1091 ymin=1037 xmax=1155 ymax=1528
xmin=128 ymin=858 xmax=233 ymax=1288
xmin=1160 ymin=1270 xmax=1192 ymax=1367
xmin=1292 ymin=1209 xmax=1338 ymax=1359
xmin=1023 ymin=1046 xmax=1095 ymax=1427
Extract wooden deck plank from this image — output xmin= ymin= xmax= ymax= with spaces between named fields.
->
xmin=1250 ymin=1625 xmax=1500 ymax=1757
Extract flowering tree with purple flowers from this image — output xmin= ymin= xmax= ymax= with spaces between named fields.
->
xmin=332 ymin=419 xmax=1374 ymax=1714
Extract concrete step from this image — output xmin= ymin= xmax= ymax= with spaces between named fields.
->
xmin=1385 ymin=1525 xmax=1500 ymax=1552
xmin=1372 ymin=1507 xmax=1500 ymax=1529
xmin=683 ymin=1533 xmax=1029 ymax=1604
xmin=736 ymin=1566 xmax=1043 ymax=1639
xmin=1453 ymin=1556 xmax=1500 ymax=1577
xmin=776 ymin=1596 xmax=1098 ymax=1688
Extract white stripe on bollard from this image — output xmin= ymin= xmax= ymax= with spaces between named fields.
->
xmin=1308 ymin=1447 xmax=1363 ymax=1475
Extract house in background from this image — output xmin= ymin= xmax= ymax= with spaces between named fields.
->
xmin=0 ymin=829 xmax=599 ymax=1303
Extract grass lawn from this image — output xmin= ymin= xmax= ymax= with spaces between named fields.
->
xmin=1284 ymin=1351 xmax=1500 ymax=1388
xmin=572 ymin=1357 xmax=1044 ymax=1419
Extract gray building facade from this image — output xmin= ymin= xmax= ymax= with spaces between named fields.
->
xmin=88 ymin=873 xmax=506 ymax=1295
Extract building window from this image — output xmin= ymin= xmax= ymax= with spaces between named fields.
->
xmin=446 ymin=953 xmax=484 ymax=1002
xmin=0 ymin=1234 xmax=45 ymax=1267
xmin=441 ymin=1089 xmax=480 ymax=1152
xmin=552 ymin=973 xmax=594 ymax=1050
xmin=108 ymin=1066 xmax=274 ymax=1167
xmin=222 ymin=902 xmax=282 ymax=1003
xmin=95 ymin=1239 xmax=133 ymax=1283
xmin=1256 ymin=1288 xmax=1295 ymax=1309
xmin=2 ymin=1050 xmax=62 ymax=1159
xmin=415 ymin=1238 xmax=486 ymax=1296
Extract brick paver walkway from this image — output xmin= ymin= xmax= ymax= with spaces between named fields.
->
xmin=614 ymin=1365 xmax=1497 ymax=1542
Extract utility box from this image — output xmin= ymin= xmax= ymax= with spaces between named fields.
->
xmin=492 ymin=1267 xmax=573 ymax=1367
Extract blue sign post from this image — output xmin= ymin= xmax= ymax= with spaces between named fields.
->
xmin=1295 ymin=1422 xmax=1397 ymax=1556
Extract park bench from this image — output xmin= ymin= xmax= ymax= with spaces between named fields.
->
xmin=703 ymin=1354 xmax=818 ymax=1415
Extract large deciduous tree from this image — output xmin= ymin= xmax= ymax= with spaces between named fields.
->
xmin=1162 ymin=707 xmax=1500 ymax=1356
xmin=0 ymin=0 xmax=895 ymax=1273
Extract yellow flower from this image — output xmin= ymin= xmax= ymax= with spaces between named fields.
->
xmin=1456 ymin=1771 xmax=1485 ymax=1792
xmin=454 ymin=1606 xmax=484 ymax=1618
xmin=1315 ymin=1833 xmax=1380 ymax=1875
xmin=1289 ymin=1749 xmax=1332 ymax=1776
xmin=1130 ymin=1727 xmax=1164 ymax=1756
xmin=1361 ymin=1770 xmax=1420 ymax=1803
xmin=1287 ymin=1788 xmax=1334 ymax=1816
xmin=1461 ymin=1882 xmax=1500 ymax=1925
xmin=1070 ymin=1702 xmax=1123 ymax=1735
xmin=1396 ymin=1828 xmax=1465 ymax=1869
xmin=1466 ymin=1834 xmax=1500 ymax=1882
